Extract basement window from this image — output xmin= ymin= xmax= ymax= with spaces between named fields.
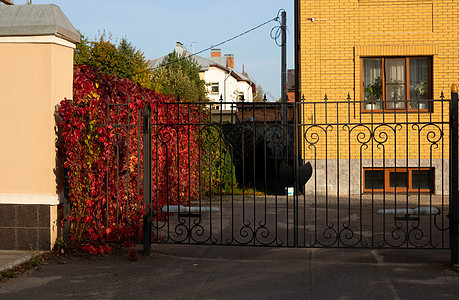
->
xmin=363 ymin=168 xmax=434 ymax=193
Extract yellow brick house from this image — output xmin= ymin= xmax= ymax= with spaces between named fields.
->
xmin=298 ymin=0 xmax=458 ymax=196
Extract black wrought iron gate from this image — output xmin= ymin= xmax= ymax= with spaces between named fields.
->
xmin=103 ymin=93 xmax=459 ymax=263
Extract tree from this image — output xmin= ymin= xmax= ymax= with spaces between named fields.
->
xmin=149 ymin=51 xmax=237 ymax=194
xmin=74 ymin=33 xmax=91 ymax=66
xmin=253 ymin=85 xmax=265 ymax=102
xmin=241 ymin=71 xmax=262 ymax=102
xmin=74 ymin=33 xmax=151 ymax=87
xmin=150 ymin=51 xmax=207 ymax=101
xmin=115 ymin=38 xmax=151 ymax=86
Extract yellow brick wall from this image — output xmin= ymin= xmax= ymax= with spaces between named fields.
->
xmin=299 ymin=0 xmax=458 ymax=160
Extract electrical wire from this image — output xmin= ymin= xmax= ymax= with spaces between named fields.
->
xmin=129 ymin=14 xmax=280 ymax=77
xmin=271 ymin=9 xmax=287 ymax=47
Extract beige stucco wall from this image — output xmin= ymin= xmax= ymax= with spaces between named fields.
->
xmin=0 ymin=36 xmax=74 ymax=204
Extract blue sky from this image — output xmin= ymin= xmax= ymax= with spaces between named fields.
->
xmin=20 ymin=0 xmax=295 ymax=101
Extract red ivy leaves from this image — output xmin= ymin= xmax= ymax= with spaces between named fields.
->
xmin=59 ymin=65 xmax=200 ymax=254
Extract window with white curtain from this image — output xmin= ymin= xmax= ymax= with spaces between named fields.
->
xmin=363 ymin=59 xmax=383 ymax=110
xmin=361 ymin=57 xmax=431 ymax=111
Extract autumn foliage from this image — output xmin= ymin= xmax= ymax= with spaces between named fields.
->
xmin=59 ymin=65 xmax=200 ymax=254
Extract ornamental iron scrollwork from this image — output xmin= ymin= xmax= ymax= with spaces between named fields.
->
xmin=98 ymin=97 xmax=450 ymax=249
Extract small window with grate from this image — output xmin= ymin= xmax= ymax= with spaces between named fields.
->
xmin=363 ymin=167 xmax=433 ymax=193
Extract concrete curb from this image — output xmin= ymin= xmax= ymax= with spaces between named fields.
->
xmin=0 ymin=251 xmax=41 ymax=273
xmin=452 ymin=264 xmax=459 ymax=273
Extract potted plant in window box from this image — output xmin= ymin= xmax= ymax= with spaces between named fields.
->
xmin=410 ymin=80 xmax=428 ymax=109
xmin=363 ymin=76 xmax=382 ymax=110
xmin=384 ymin=78 xmax=407 ymax=109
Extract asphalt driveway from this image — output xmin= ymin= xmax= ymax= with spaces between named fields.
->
xmin=0 ymin=244 xmax=457 ymax=299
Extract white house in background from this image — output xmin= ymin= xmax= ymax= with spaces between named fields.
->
xmin=149 ymin=42 xmax=255 ymax=110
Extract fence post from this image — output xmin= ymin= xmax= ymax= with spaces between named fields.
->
xmin=450 ymin=85 xmax=459 ymax=265
xmin=293 ymin=102 xmax=299 ymax=247
xmin=143 ymin=103 xmax=152 ymax=255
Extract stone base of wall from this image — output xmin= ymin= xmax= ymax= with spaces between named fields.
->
xmin=304 ymin=159 xmax=449 ymax=196
xmin=0 ymin=204 xmax=58 ymax=250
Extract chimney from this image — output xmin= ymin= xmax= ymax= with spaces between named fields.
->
xmin=175 ymin=42 xmax=184 ymax=56
xmin=225 ymin=54 xmax=234 ymax=69
xmin=242 ymin=65 xmax=248 ymax=76
xmin=211 ymin=48 xmax=221 ymax=57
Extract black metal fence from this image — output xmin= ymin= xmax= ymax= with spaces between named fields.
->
xmin=143 ymin=101 xmax=298 ymax=249
xmin=98 ymin=94 xmax=459 ymax=262
xmin=298 ymin=96 xmax=450 ymax=249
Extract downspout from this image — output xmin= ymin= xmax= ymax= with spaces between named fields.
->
xmin=224 ymin=70 xmax=231 ymax=110
xmin=295 ymin=0 xmax=302 ymax=167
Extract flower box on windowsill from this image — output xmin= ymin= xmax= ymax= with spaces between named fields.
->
xmin=365 ymin=103 xmax=376 ymax=110
xmin=410 ymin=102 xmax=429 ymax=110
xmin=364 ymin=103 xmax=382 ymax=110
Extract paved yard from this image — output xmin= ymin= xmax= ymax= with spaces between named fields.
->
xmin=0 ymin=245 xmax=457 ymax=299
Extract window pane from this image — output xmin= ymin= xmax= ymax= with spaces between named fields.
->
xmin=385 ymin=59 xmax=406 ymax=109
xmin=386 ymin=85 xmax=406 ymax=108
xmin=365 ymin=170 xmax=384 ymax=189
xmin=211 ymin=83 xmax=219 ymax=94
xmin=409 ymin=58 xmax=429 ymax=109
xmin=389 ymin=171 xmax=407 ymax=188
xmin=412 ymin=170 xmax=431 ymax=190
xmin=362 ymin=59 xmax=383 ymax=109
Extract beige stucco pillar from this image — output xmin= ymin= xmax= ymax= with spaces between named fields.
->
xmin=0 ymin=4 xmax=79 ymax=250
